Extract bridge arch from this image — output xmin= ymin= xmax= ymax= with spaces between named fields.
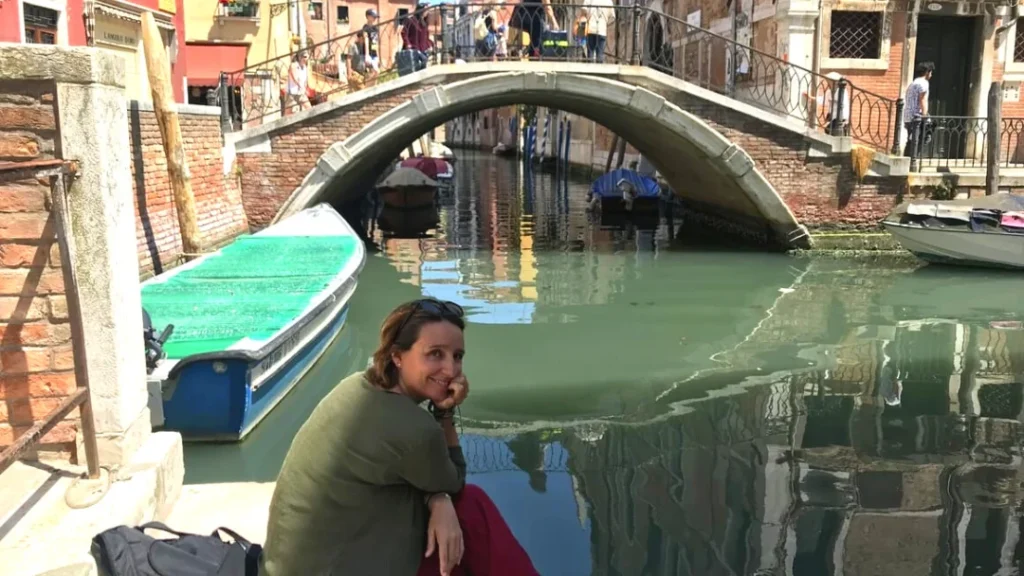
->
xmin=273 ymin=70 xmax=809 ymax=248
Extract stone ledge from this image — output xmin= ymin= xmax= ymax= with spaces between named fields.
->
xmin=0 ymin=45 xmax=125 ymax=88
xmin=129 ymin=100 xmax=224 ymax=117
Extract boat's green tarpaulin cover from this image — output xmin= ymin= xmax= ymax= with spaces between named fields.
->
xmin=141 ymin=235 xmax=359 ymax=359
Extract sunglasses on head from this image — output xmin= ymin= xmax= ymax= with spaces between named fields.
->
xmin=394 ymin=299 xmax=465 ymax=339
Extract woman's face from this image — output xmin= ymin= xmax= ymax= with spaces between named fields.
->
xmin=393 ymin=320 xmax=465 ymax=404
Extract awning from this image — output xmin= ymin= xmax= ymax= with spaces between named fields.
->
xmin=186 ymin=43 xmax=248 ymax=86
xmin=94 ymin=2 xmax=175 ymax=30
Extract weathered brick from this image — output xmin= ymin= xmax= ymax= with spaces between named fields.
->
xmin=0 ymin=243 xmax=48 ymax=267
xmin=0 ymin=212 xmax=50 ymax=241
xmin=51 ymin=345 xmax=74 ymax=370
xmin=0 ymin=322 xmax=71 ymax=346
xmin=0 ymin=268 xmax=64 ymax=296
xmin=0 ymin=184 xmax=47 ymax=212
xmin=1 ymin=347 xmax=53 ymax=373
xmin=0 ymin=396 xmax=68 ymax=426
xmin=0 ymin=133 xmax=40 ymax=160
xmin=0 ymin=371 xmax=76 ymax=400
xmin=0 ymin=296 xmax=48 ymax=321
xmin=0 ymin=419 xmax=77 ymax=446
xmin=0 ymin=106 xmax=56 ymax=131
xmin=47 ymin=295 xmax=68 ymax=321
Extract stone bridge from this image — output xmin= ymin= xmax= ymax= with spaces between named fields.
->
xmin=229 ymin=62 xmax=906 ymax=249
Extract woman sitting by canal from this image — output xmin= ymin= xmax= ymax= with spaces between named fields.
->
xmin=260 ymin=299 xmax=538 ymax=576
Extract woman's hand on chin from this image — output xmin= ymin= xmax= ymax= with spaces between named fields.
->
xmin=425 ymin=493 xmax=464 ymax=576
xmin=434 ymin=374 xmax=469 ymax=411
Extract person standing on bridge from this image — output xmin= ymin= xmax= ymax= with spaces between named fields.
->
xmin=260 ymin=299 xmax=539 ymax=576
xmin=286 ymin=50 xmax=311 ymax=113
xmin=363 ymin=9 xmax=382 ymax=77
xmin=402 ymin=3 xmax=434 ymax=72
xmin=579 ymin=0 xmax=614 ymax=63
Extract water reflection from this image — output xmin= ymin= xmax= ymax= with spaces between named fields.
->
xmin=462 ymin=311 xmax=1024 ymax=575
xmin=184 ymin=149 xmax=1024 ymax=574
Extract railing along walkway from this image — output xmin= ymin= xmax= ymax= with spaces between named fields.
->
xmin=907 ymin=115 xmax=1024 ymax=171
xmin=217 ymin=2 xmax=901 ymax=152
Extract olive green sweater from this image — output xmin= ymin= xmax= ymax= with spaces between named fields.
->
xmin=260 ymin=372 xmax=467 ymax=576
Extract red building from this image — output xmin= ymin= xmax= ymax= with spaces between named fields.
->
xmin=0 ymin=0 xmax=188 ymax=103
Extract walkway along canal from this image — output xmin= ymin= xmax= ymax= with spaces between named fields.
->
xmin=184 ymin=151 xmax=1024 ymax=575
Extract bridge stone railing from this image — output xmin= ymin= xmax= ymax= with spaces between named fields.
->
xmin=217 ymin=3 xmax=900 ymax=152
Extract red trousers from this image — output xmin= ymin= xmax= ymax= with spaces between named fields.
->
xmin=417 ymin=484 xmax=538 ymax=576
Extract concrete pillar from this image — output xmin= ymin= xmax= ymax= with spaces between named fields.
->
xmin=775 ymin=0 xmax=820 ymax=122
xmin=0 ymin=46 xmax=151 ymax=468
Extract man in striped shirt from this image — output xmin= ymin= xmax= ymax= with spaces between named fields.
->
xmin=904 ymin=61 xmax=934 ymax=156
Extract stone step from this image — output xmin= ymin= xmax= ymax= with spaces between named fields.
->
xmin=0 ymin=461 xmax=61 ymax=535
xmin=0 ymin=432 xmax=183 ymax=576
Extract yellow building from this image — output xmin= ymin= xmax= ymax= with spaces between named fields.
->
xmin=183 ymin=0 xmax=307 ymax=114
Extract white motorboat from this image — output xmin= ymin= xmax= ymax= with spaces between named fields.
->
xmin=882 ymin=194 xmax=1024 ymax=270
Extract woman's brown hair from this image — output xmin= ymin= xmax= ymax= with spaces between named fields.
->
xmin=365 ymin=299 xmax=466 ymax=389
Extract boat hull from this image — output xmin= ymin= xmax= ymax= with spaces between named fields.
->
xmin=883 ymin=221 xmax=1024 ymax=270
xmin=156 ymin=279 xmax=355 ymax=442
xmin=379 ymin=186 xmax=436 ymax=209
xmin=598 ymin=196 xmax=660 ymax=213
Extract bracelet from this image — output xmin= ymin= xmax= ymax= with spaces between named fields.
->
xmin=427 ymin=402 xmax=456 ymax=420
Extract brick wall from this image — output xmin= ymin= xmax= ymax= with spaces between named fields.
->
xmin=681 ymin=94 xmax=906 ymax=230
xmin=129 ymin=104 xmax=249 ymax=277
xmin=0 ymin=80 xmax=78 ymax=458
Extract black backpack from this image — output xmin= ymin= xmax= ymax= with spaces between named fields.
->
xmin=91 ymin=522 xmax=262 ymax=576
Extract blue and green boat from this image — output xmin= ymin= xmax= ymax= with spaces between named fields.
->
xmin=141 ymin=204 xmax=366 ymax=442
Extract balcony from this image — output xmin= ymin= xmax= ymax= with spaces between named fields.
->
xmin=217 ymin=0 xmax=260 ymax=21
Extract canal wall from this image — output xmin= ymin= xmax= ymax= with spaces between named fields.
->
xmin=128 ymin=102 xmax=249 ymax=278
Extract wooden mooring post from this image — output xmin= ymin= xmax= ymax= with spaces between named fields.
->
xmin=141 ymin=11 xmax=202 ymax=259
xmin=987 ymin=81 xmax=1002 ymax=196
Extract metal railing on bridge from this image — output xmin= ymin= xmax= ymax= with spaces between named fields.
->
xmin=217 ymin=2 xmax=902 ymax=153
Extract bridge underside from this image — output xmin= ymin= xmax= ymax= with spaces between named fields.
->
xmin=270 ymin=68 xmax=810 ymax=249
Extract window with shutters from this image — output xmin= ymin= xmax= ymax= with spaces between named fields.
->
xmin=23 ymin=4 xmax=59 ymax=44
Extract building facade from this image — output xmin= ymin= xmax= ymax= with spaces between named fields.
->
xmin=304 ymin=0 xmax=418 ymax=47
xmin=0 ymin=0 xmax=187 ymax=103
xmin=654 ymin=0 xmax=1022 ymax=145
xmin=183 ymin=0 xmax=306 ymax=107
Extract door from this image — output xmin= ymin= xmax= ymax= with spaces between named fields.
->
xmin=915 ymin=15 xmax=975 ymax=116
xmin=915 ymin=16 xmax=977 ymax=160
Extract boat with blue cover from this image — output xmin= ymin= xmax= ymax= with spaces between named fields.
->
xmin=141 ymin=203 xmax=366 ymax=441
xmin=587 ymin=168 xmax=662 ymax=213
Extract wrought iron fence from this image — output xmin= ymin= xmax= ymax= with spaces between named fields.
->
xmin=999 ymin=117 xmax=1024 ymax=167
xmin=908 ymin=116 xmax=989 ymax=170
xmin=219 ymin=1 xmax=899 ymax=152
xmin=906 ymin=115 xmax=1024 ymax=170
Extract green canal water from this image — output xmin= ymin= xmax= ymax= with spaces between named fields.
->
xmin=185 ymin=150 xmax=1024 ymax=575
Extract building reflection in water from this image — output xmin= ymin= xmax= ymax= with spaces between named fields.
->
xmin=370 ymin=149 xmax=1024 ymax=575
xmin=459 ymin=318 xmax=1024 ymax=575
